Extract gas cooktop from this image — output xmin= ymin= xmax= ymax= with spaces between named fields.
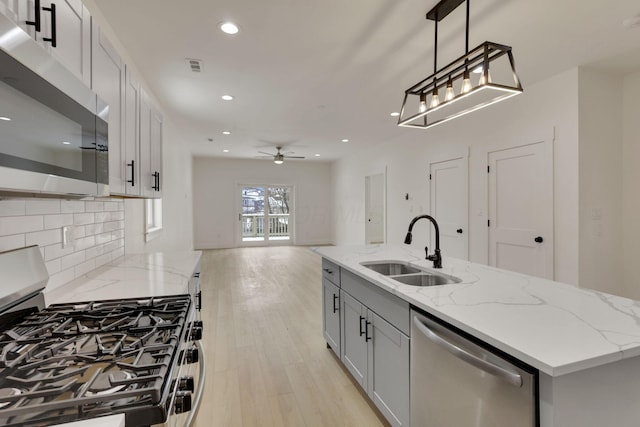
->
xmin=0 ymin=295 xmax=195 ymax=426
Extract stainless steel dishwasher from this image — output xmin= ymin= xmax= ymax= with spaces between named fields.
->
xmin=411 ymin=309 xmax=538 ymax=426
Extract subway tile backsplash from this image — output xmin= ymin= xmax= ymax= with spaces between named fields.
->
xmin=0 ymin=198 xmax=125 ymax=291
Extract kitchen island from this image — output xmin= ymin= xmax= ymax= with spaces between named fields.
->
xmin=315 ymin=244 xmax=640 ymax=427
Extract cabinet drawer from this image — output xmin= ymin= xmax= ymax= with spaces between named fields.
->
xmin=341 ymin=269 xmax=410 ymax=336
xmin=322 ymin=258 xmax=341 ymax=285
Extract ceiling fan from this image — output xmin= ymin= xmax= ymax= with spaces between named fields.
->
xmin=257 ymin=146 xmax=305 ymax=164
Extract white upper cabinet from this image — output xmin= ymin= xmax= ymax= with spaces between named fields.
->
xmin=140 ymin=89 xmax=163 ymax=198
xmin=91 ymin=20 xmax=125 ymax=195
xmin=123 ymin=66 xmax=141 ymax=196
xmin=0 ymin=0 xmax=91 ymax=85
xmin=40 ymin=0 xmax=91 ymax=86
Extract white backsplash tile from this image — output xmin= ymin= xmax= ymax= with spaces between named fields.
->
xmin=0 ymin=197 xmax=125 ymax=292
xmin=25 ymin=229 xmax=61 ymax=247
xmin=25 ymin=200 xmax=61 ymax=215
xmin=0 ymin=216 xmax=43 ymax=235
xmin=0 ymin=200 xmax=26 ymax=217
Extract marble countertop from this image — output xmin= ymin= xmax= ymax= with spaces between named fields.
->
xmin=314 ymin=244 xmax=640 ymax=377
xmin=44 ymin=251 xmax=202 ymax=305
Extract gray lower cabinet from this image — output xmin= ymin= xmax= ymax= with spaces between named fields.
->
xmin=320 ymin=259 xmax=410 ymax=426
xmin=339 ymin=280 xmax=410 ymax=426
xmin=341 ymin=290 xmax=369 ymax=389
xmin=322 ymin=278 xmax=341 ymax=358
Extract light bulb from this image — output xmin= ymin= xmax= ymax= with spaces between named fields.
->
xmin=419 ymin=93 xmax=427 ymax=113
xmin=478 ymin=70 xmax=492 ymax=86
xmin=445 ymin=80 xmax=455 ymax=101
xmin=461 ymin=71 xmax=472 ymax=94
xmin=430 ymin=89 xmax=440 ymax=108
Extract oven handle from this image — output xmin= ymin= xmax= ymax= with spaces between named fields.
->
xmin=185 ymin=340 xmax=206 ymax=427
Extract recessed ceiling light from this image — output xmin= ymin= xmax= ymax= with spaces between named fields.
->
xmin=390 ymin=112 xmax=400 ymax=117
xmin=0 ymin=116 xmax=11 ymax=121
xmin=220 ymin=22 xmax=239 ymax=35
xmin=341 ymin=139 xmax=349 ymax=143
xmin=62 ymin=141 xmax=71 ymax=145
xmin=221 ymin=95 xmax=234 ymax=101
xmin=223 ymin=149 xmax=229 ymax=153
xmin=314 ymin=154 xmax=321 ymax=157
xmin=222 ymin=131 xmax=231 ymax=135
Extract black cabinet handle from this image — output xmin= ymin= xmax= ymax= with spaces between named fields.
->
xmin=25 ymin=0 xmax=42 ymax=32
xmin=365 ymin=321 xmax=372 ymax=342
xmin=152 ymin=171 xmax=160 ymax=191
xmin=456 ymin=228 xmax=463 ymax=234
xmin=534 ymin=236 xmax=544 ymax=243
xmin=332 ymin=294 xmax=338 ymax=313
xmin=359 ymin=316 xmax=365 ymax=337
xmin=323 ymin=268 xmax=332 ymax=274
xmin=195 ymin=290 xmax=202 ymax=311
xmin=42 ymin=3 xmax=56 ymax=47
xmin=127 ymin=160 xmax=135 ymax=186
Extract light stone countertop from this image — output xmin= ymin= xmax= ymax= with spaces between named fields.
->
xmin=314 ymin=244 xmax=640 ymax=377
xmin=44 ymin=251 xmax=202 ymax=305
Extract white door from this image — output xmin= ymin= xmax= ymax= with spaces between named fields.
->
xmin=430 ymin=158 xmax=468 ymax=260
xmin=365 ymin=173 xmax=385 ymax=244
xmin=488 ymin=141 xmax=553 ymax=279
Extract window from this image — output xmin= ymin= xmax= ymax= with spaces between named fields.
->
xmin=145 ymin=198 xmax=163 ymax=242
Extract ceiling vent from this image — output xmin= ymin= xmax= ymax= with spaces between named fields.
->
xmin=186 ymin=58 xmax=204 ymax=73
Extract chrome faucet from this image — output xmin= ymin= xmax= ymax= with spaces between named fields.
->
xmin=404 ymin=215 xmax=442 ymax=268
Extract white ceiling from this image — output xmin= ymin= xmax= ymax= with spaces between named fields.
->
xmin=92 ymin=0 xmax=640 ymax=162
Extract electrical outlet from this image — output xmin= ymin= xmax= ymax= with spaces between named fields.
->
xmin=61 ymin=226 xmax=74 ymax=249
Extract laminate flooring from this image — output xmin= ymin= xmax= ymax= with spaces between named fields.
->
xmin=193 ymin=246 xmax=388 ymax=427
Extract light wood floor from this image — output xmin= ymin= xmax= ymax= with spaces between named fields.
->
xmin=193 ymin=246 xmax=389 ymax=427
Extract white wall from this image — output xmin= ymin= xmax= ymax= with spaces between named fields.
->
xmin=578 ymin=68 xmax=623 ymax=295
xmin=622 ymin=71 xmax=640 ymax=299
xmin=192 ymin=157 xmax=333 ymax=248
xmin=333 ymin=69 xmax=580 ymax=285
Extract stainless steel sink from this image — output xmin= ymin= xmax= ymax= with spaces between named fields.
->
xmin=361 ymin=261 xmax=421 ymax=276
xmin=361 ymin=261 xmax=462 ymax=287
xmin=390 ymin=273 xmax=461 ymax=287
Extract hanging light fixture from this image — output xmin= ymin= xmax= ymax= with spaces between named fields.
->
xmin=398 ymin=0 xmax=523 ymax=129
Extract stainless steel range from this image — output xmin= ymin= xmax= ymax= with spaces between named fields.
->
xmin=0 ymin=246 xmax=203 ymax=427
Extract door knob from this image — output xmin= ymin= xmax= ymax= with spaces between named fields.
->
xmin=456 ymin=229 xmax=463 ymax=234
xmin=534 ymin=236 xmax=544 ymax=243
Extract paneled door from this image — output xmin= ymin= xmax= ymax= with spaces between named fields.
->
xmin=238 ymin=185 xmax=293 ymax=246
xmin=365 ymin=173 xmax=385 ymax=244
xmin=488 ymin=141 xmax=553 ymax=279
xmin=429 ymin=157 xmax=468 ymax=260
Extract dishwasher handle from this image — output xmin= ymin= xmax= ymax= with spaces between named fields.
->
xmin=413 ymin=316 xmax=523 ymax=388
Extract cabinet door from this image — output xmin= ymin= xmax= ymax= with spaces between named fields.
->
xmin=368 ymin=311 xmax=410 ymax=427
xmin=150 ymin=105 xmax=163 ymax=197
xmin=322 ymin=278 xmax=340 ymax=358
xmin=140 ymin=89 xmax=163 ymax=198
xmin=0 ymin=0 xmax=19 ymax=24
xmin=41 ymin=0 xmax=90 ymax=85
xmin=340 ymin=290 xmax=368 ymax=390
xmin=123 ymin=66 xmax=140 ymax=196
xmin=139 ymin=88 xmax=153 ymax=198
xmin=91 ymin=21 xmax=125 ymax=194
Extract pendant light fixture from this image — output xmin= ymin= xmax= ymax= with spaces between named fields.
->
xmin=398 ymin=0 xmax=523 ymax=129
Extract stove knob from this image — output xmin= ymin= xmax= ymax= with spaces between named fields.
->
xmin=174 ymin=391 xmax=192 ymax=414
xmin=185 ymin=347 xmax=199 ymax=364
xmin=192 ymin=320 xmax=203 ymax=329
xmin=190 ymin=326 xmax=203 ymax=341
xmin=178 ymin=375 xmax=195 ymax=393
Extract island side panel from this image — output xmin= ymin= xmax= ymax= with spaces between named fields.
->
xmin=539 ymin=355 xmax=640 ymax=426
